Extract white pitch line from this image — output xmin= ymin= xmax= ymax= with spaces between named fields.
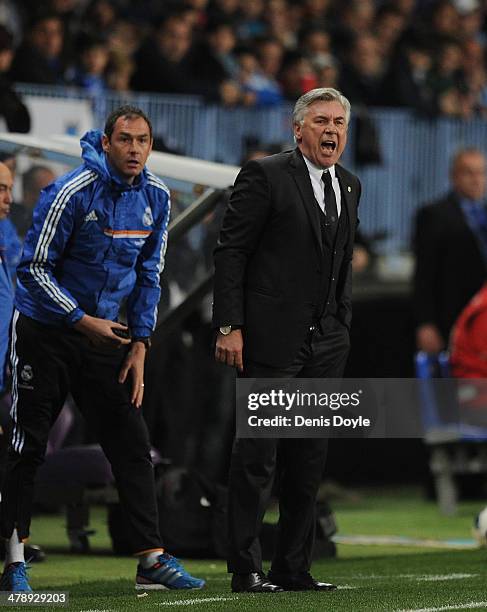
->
xmin=156 ymin=596 xmax=240 ymax=607
xmin=415 ymin=574 xmax=477 ymax=582
xmin=328 ymin=573 xmax=477 ymax=581
xmin=396 ymin=602 xmax=487 ymax=612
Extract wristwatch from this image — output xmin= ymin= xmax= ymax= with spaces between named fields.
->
xmin=132 ymin=337 xmax=151 ymax=349
xmin=219 ymin=325 xmax=241 ymax=335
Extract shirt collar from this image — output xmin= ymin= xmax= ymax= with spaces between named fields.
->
xmin=302 ymin=155 xmax=336 ymax=182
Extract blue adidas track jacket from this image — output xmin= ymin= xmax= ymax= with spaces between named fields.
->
xmin=15 ymin=129 xmax=171 ymax=338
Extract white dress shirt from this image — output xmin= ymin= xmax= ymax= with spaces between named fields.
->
xmin=302 ymin=156 xmax=342 ymax=218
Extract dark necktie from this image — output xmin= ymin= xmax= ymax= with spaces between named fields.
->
xmin=322 ymin=170 xmax=338 ymax=225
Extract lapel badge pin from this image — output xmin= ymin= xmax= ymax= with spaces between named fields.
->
xmin=347 ymin=186 xmax=352 ymax=192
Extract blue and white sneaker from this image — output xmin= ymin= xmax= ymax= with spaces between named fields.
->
xmin=0 ymin=562 xmax=32 ymax=592
xmin=135 ymin=553 xmax=206 ymax=590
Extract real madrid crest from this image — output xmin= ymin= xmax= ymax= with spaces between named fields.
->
xmin=20 ymin=364 xmax=33 ymax=382
xmin=143 ymin=206 xmax=154 ymax=226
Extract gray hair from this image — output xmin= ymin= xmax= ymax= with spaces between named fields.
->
xmin=293 ymin=88 xmax=351 ymax=125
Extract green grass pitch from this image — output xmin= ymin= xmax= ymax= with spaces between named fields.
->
xmin=13 ymin=488 xmax=487 ymax=611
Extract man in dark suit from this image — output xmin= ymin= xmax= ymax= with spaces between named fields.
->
xmin=413 ymin=148 xmax=487 ymax=353
xmin=212 ymin=88 xmax=360 ymax=593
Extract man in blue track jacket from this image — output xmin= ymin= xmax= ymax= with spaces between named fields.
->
xmin=0 ymin=162 xmax=14 ymax=394
xmin=0 ymin=106 xmax=205 ymax=592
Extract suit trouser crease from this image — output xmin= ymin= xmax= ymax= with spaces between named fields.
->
xmin=227 ymin=317 xmax=350 ymax=574
xmin=1 ymin=313 xmax=161 ymax=552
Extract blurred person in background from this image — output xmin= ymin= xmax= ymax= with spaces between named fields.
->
xmin=256 ymin=37 xmax=284 ymax=96
xmin=315 ymin=55 xmax=339 ymax=89
xmin=413 ymin=148 xmax=487 ymax=353
xmin=207 ymin=0 xmax=240 ymax=26
xmin=236 ymin=0 xmax=266 ymax=40
xmin=333 ymin=0 xmax=376 ymax=55
xmin=384 ymin=33 xmax=436 ymax=114
xmin=67 ymin=33 xmax=109 ymax=97
xmin=190 ymin=19 xmax=239 ymax=87
xmin=10 ymin=12 xmax=67 ymax=85
xmin=236 ymin=47 xmax=283 ymax=106
xmin=0 ymin=25 xmax=30 ymax=134
xmin=450 ymin=282 xmax=487 ymax=377
xmin=456 ymin=0 xmax=485 ymax=44
xmin=9 ymin=165 xmax=56 ymax=240
xmin=131 ymin=12 xmax=194 ymax=95
xmin=302 ymin=0 xmax=332 ymax=25
xmin=338 ymin=33 xmax=386 ymax=106
xmin=106 ymin=50 xmax=136 ymax=93
xmin=374 ymin=5 xmax=408 ymax=59
xmin=427 ymin=0 xmax=461 ymax=46
xmin=429 ymin=38 xmax=471 ymax=117
xmin=266 ymin=0 xmax=297 ymax=50
xmin=280 ymin=51 xmax=317 ymax=100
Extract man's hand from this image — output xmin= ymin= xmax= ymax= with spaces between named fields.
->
xmin=74 ymin=314 xmax=131 ymax=347
xmin=416 ymin=323 xmax=445 ymax=353
xmin=118 ymin=341 xmax=146 ymax=409
xmin=215 ymin=329 xmax=243 ymax=372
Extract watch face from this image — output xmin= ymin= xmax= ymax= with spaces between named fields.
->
xmin=220 ymin=325 xmax=232 ymax=335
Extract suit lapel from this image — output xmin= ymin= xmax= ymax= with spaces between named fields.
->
xmin=335 ymin=165 xmax=356 ymax=233
xmin=288 ymin=148 xmax=322 ymax=255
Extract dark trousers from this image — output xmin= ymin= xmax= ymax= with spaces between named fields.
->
xmin=1 ymin=312 xmax=162 ymax=553
xmin=228 ymin=315 xmax=349 ymax=574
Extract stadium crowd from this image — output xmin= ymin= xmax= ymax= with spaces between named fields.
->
xmin=0 ymin=0 xmax=485 ymax=118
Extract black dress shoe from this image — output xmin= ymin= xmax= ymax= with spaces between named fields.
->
xmin=231 ymin=572 xmax=284 ymax=593
xmin=268 ymin=571 xmax=337 ymax=591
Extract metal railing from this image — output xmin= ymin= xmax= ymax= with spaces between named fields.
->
xmin=12 ymin=84 xmax=487 ymax=252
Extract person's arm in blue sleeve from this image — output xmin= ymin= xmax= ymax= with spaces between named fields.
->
xmin=127 ymin=190 xmax=171 ymax=337
xmin=16 ymin=183 xmax=85 ymax=325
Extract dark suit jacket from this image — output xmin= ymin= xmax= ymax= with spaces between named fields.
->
xmin=212 ymin=148 xmax=361 ymax=368
xmin=413 ymin=192 xmax=487 ymax=340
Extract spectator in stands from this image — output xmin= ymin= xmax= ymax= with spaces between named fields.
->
xmin=266 ymin=0 xmax=297 ymax=50
xmin=207 ymin=0 xmax=240 ymax=26
xmin=339 ymin=33 xmax=386 ymax=106
xmin=236 ymin=0 xmax=267 ymax=40
xmin=236 ymin=47 xmax=283 ymax=106
xmin=0 ymin=26 xmax=30 ymax=133
xmin=190 ymin=19 xmax=239 ymax=85
xmin=413 ymin=148 xmax=487 ymax=353
xmin=457 ymin=0 xmax=485 ymax=44
xmin=9 ymin=165 xmax=56 ymax=240
xmin=299 ymin=26 xmax=336 ymax=73
xmin=132 ymin=12 xmax=238 ymax=104
xmin=429 ymin=0 xmax=460 ymax=41
xmin=10 ymin=12 xmax=67 ymax=85
xmin=333 ymin=0 xmax=376 ymax=55
xmin=315 ymin=55 xmax=339 ymax=89
xmin=131 ymin=13 xmax=194 ymax=94
xmin=384 ymin=34 xmax=436 ymax=114
xmin=374 ymin=5 xmax=407 ymax=59
xmin=81 ymin=0 xmax=119 ymax=33
xmin=107 ymin=50 xmax=136 ymax=93
xmin=302 ymin=0 xmax=332 ymax=25
xmin=429 ymin=38 xmax=470 ymax=117
xmin=256 ymin=37 xmax=284 ymax=94
xmin=280 ymin=51 xmax=317 ymax=100
xmin=67 ymin=34 xmax=109 ymax=97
